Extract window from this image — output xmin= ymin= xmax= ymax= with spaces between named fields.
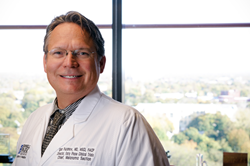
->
xmin=123 ymin=0 xmax=250 ymax=165
xmin=1 ymin=0 xmax=250 ymax=165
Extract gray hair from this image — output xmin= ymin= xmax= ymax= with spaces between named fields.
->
xmin=43 ymin=11 xmax=105 ymax=60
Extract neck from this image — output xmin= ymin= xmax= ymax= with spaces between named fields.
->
xmin=56 ymin=93 xmax=86 ymax=109
xmin=55 ymin=86 xmax=96 ymax=109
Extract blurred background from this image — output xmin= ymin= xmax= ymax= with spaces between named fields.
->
xmin=0 ymin=0 xmax=250 ymax=165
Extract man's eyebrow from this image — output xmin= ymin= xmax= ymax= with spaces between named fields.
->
xmin=77 ymin=47 xmax=95 ymax=53
xmin=49 ymin=46 xmax=95 ymax=54
xmin=50 ymin=47 xmax=91 ymax=51
xmin=77 ymin=47 xmax=92 ymax=50
xmin=50 ymin=47 xmax=64 ymax=50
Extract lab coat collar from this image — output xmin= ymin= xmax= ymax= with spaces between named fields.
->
xmin=72 ymin=85 xmax=102 ymax=123
xmin=40 ymin=85 xmax=102 ymax=165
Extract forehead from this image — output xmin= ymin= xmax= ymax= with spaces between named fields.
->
xmin=48 ymin=23 xmax=94 ymax=50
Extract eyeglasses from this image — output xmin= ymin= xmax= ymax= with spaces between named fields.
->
xmin=48 ymin=48 xmax=95 ymax=60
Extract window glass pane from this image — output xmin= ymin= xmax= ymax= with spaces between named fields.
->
xmin=123 ymin=28 xmax=250 ymax=165
xmin=0 ymin=29 xmax=112 ymax=157
xmin=0 ymin=0 xmax=111 ymax=25
xmin=123 ymin=0 xmax=250 ymax=24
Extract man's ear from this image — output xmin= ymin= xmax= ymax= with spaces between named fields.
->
xmin=43 ymin=54 xmax=47 ymax=73
xmin=99 ymin=56 xmax=106 ymax=73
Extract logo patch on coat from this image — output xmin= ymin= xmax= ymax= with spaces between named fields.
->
xmin=16 ymin=144 xmax=31 ymax=159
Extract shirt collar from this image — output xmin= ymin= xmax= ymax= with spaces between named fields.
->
xmin=51 ymin=97 xmax=85 ymax=119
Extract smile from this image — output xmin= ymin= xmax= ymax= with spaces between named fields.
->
xmin=60 ymin=75 xmax=82 ymax=78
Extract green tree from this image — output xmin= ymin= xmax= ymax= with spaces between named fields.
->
xmin=197 ymin=136 xmax=221 ymax=152
xmin=0 ymin=127 xmax=20 ymax=157
xmin=0 ymin=92 xmax=16 ymax=100
xmin=0 ymin=95 xmax=24 ymax=128
xmin=228 ymin=129 xmax=249 ymax=152
xmin=144 ymin=114 xmax=174 ymax=141
xmin=235 ymin=109 xmax=250 ymax=136
xmin=125 ymin=82 xmax=143 ymax=106
xmin=181 ymin=140 xmax=197 ymax=150
xmin=184 ymin=127 xmax=203 ymax=144
xmin=208 ymin=149 xmax=222 ymax=162
xmin=141 ymin=90 xmax=156 ymax=103
xmin=172 ymin=127 xmax=222 ymax=152
xmin=240 ymin=140 xmax=250 ymax=164
xmin=219 ymin=138 xmax=232 ymax=152
xmin=0 ymin=96 xmax=22 ymax=113
xmin=171 ymin=132 xmax=189 ymax=144
xmin=22 ymin=88 xmax=54 ymax=118
xmin=0 ymin=106 xmax=15 ymax=127
xmin=188 ymin=112 xmax=233 ymax=141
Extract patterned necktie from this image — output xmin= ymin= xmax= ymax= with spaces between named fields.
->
xmin=41 ymin=111 xmax=65 ymax=156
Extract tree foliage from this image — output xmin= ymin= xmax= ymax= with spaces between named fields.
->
xmin=172 ymin=127 xmax=221 ymax=151
xmin=171 ymin=132 xmax=188 ymax=144
xmin=0 ymin=96 xmax=24 ymax=128
xmin=21 ymin=88 xmax=54 ymax=118
xmin=187 ymin=112 xmax=233 ymax=141
xmin=218 ymin=138 xmax=232 ymax=152
xmin=235 ymin=109 xmax=250 ymax=136
xmin=144 ymin=114 xmax=174 ymax=141
xmin=228 ymin=129 xmax=249 ymax=152
xmin=0 ymin=106 xmax=18 ymax=128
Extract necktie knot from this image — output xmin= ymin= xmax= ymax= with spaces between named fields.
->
xmin=52 ymin=111 xmax=65 ymax=126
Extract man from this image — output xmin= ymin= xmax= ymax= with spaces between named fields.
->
xmin=13 ymin=11 xmax=170 ymax=166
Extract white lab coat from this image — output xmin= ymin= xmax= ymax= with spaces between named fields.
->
xmin=12 ymin=86 xmax=170 ymax=166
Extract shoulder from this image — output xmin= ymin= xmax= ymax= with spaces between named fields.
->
xmin=99 ymin=93 xmax=132 ymax=110
xmin=101 ymin=93 xmax=171 ymax=165
xmin=96 ymin=93 xmax=157 ymax=141
xmin=98 ymin=93 xmax=145 ymax=122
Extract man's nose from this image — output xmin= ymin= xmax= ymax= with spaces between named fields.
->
xmin=63 ymin=52 xmax=79 ymax=68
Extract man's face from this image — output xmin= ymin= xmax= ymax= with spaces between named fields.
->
xmin=43 ymin=23 xmax=105 ymax=99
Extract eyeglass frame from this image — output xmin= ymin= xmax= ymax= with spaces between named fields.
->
xmin=46 ymin=47 xmax=95 ymax=60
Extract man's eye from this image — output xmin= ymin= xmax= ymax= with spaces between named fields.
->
xmin=53 ymin=51 xmax=63 ymax=55
xmin=50 ymin=50 xmax=65 ymax=58
xmin=79 ymin=52 xmax=89 ymax=55
xmin=77 ymin=51 xmax=90 ymax=57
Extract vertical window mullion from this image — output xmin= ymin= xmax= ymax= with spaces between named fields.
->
xmin=112 ymin=0 xmax=123 ymax=102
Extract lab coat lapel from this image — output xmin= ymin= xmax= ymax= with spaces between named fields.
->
xmin=73 ymin=86 xmax=102 ymax=123
xmin=40 ymin=86 xmax=102 ymax=165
